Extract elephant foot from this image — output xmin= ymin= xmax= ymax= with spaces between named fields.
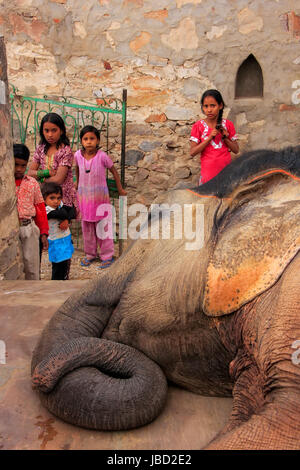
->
xmin=205 ymin=395 xmax=300 ymax=450
xmin=32 ymin=337 xmax=168 ymax=431
xmin=205 ymin=355 xmax=300 ymax=449
xmin=223 ymin=350 xmax=265 ymax=433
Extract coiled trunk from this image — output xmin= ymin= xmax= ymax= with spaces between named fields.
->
xmin=32 ymin=336 xmax=168 ymax=430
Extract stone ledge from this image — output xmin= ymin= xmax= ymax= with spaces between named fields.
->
xmin=0 ymin=280 xmax=232 ymax=450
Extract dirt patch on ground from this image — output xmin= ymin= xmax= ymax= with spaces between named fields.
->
xmin=40 ymin=220 xmax=124 ymax=280
xmin=40 ymin=246 xmax=121 ymax=281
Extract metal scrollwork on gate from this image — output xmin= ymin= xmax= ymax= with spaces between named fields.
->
xmin=9 ymin=84 xmax=126 ymax=155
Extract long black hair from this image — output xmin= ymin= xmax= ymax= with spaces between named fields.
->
xmin=201 ymin=89 xmax=225 ymax=126
xmin=39 ymin=112 xmax=70 ymax=152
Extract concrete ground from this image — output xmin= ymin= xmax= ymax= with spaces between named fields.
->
xmin=0 ymin=280 xmax=232 ymax=450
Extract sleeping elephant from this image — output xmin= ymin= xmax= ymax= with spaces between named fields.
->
xmin=31 ymin=146 xmax=300 ymax=450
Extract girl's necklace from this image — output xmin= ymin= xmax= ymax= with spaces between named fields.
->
xmin=46 ymin=146 xmax=58 ymax=169
xmin=47 ymin=152 xmax=55 ymax=169
xmin=84 ymin=157 xmax=94 ymax=173
xmin=83 ymin=151 xmax=97 ymax=173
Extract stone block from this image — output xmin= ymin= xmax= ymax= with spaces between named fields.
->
xmin=174 ymin=166 xmax=191 ymax=179
xmin=172 ymin=180 xmax=196 ymax=190
xmin=238 ymin=8 xmax=263 ymax=35
xmin=9 ymin=14 xmax=47 ymax=42
xmin=163 ymin=152 xmax=177 ymax=163
xmin=182 ymin=78 xmax=202 ymax=100
xmin=0 ymin=244 xmax=17 ymax=271
xmin=248 ymin=120 xmax=265 ymax=128
xmin=165 ymin=106 xmax=194 ymax=121
xmin=148 ymin=56 xmax=168 ymax=67
xmin=206 ymin=25 xmax=227 ymax=40
xmin=126 ymin=123 xmax=152 ymax=135
xmin=3 ymin=262 xmax=22 ymax=280
xmin=129 ymin=32 xmax=151 ymax=53
xmin=144 ymin=9 xmax=168 ymax=22
xmin=131 ymin=76 xmax=161 ymax=91
xmin=139 ymin=141 xmax=162 ymax=152
xmin=236 ymin=113 xmax=248 ymax=127
xmin=73 ymin=22 xmax=87 ymax=39
xmin=152 ymin=127 xmax=173 ymax=138
xmin=127 ymin=90 xmax=169 ymax=107
xmin=145 ymin=113 xmax=167 ymax=123
xmin=161 ymin=18 xmax=198 ymax=52
xmin=177 ymin=0 xmax=202 ymax=6
xmin=148 ymin=172 xmax=169 ymax=188
xmin=138 ymin=152 xmax=158 ymax=167
xmin=135 ymin=167 xmax=149 ymax=182
xmin=175 ymin=125 xmax=191 ymax=136
xmin=124 ymin=0 xmax=143 ymax=6
xmin=288 ymin=11 xmax=300 ymax=37
xmin=279 ymin=104 xmax=297 ymax=112
xmin=165 ymin=139 xmax=182 ymax=149
xmin=125 ymin=149 xmax=144 ymax=166
xmin=151 ymin=164 xmax=170 ymax=174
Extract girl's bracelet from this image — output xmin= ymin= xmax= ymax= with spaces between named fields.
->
xmin=37 ymin=169 xmax=50 ymax=180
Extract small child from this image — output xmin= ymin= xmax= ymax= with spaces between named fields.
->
xmin=14 ymin=143 xmax=49 ymax=280
xmin=41 ymin=182 xmax=76 ymax=280
xmin=74 ymin=125 xmax=126 ymax=269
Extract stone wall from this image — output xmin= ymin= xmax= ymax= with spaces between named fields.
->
xmin=1 ymin=0 xmax=300 ymax=207
xmin=0 ymin=36 xmax=24 ymax=280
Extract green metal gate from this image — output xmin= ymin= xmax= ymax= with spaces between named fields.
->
xmin=9 ymin=85 xmax=127 ymax=253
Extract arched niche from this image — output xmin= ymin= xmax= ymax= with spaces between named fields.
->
xmin=235 ymin=54 xmax=263 ymax=99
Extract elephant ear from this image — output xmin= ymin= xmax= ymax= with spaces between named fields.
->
xmin=203 ymin=170 xmax=300 ymax=316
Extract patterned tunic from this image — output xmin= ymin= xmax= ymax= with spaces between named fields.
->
xmin=33 ymin=144 xmax=77 ymax=208
xmin=74 ymin=149 xmax=113 ymax=222
xmin=16 ymin=175 xmax=44 ymax=219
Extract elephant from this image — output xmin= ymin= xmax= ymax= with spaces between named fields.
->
xmin=31 ymin=146 xmax=300 ymax=450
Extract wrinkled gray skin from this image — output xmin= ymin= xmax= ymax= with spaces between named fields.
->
xmin=32 ymin=151 xmax=300 ymax=450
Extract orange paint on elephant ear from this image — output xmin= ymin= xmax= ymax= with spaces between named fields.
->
xmin=203 ymin=174 xmax=300 ymax=317
xmin=204 ymin=237 xmax=300 ymax=316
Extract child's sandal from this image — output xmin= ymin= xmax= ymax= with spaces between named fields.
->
xmin=80 ymin=257 xmax=94 ymax=267
xmin=98 ymin=258 xmax=114 ymax=269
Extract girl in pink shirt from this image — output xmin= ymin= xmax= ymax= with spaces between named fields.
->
xmin=190 ymin=89 xmax=239 ymax=184
xmin=75 ymin=125 xmax=126 ymax=269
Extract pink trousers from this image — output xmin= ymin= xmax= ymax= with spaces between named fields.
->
xmin=81 ymin=220 xmax=114 ymax=261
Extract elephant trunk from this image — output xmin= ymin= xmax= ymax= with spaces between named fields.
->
xmin=32 ymin=337 xmax=168 ymax=430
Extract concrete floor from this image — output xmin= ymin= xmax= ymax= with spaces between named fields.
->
xmin=0 ymin=280 xmax=232 ymax=450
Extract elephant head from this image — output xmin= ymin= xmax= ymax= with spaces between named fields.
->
xmin=31 ymin=146 xmax=300 ymax=449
